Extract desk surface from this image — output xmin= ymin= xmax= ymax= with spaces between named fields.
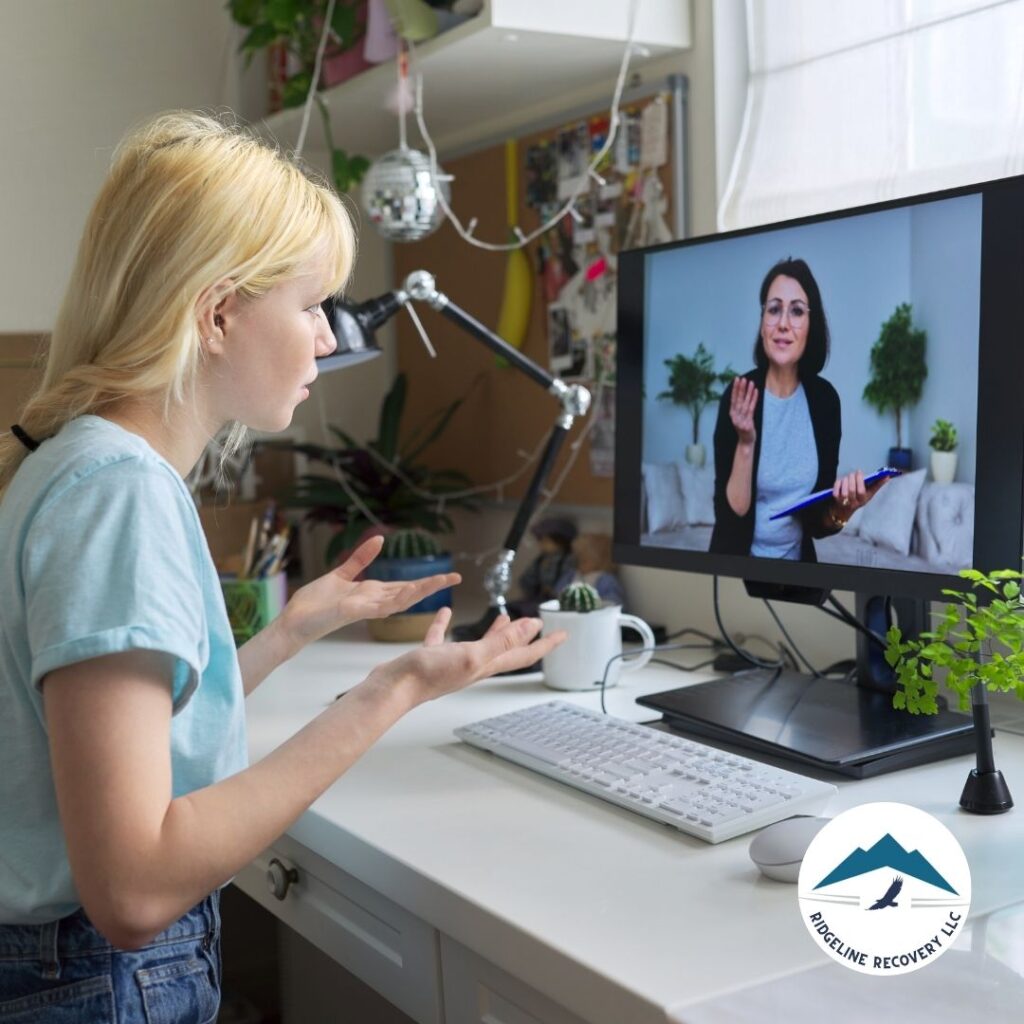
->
xmin=245 ymin=626 xmax=1024 ymax=1023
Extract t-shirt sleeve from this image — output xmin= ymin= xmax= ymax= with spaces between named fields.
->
xmin=23 ymin=457 xmax=207 ymax=712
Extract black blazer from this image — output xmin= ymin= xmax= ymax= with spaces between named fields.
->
xmin=709 ymin=367 xmax=842 ymax=560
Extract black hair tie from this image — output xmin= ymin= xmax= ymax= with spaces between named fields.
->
xmin=10 ymin=424 xmax=40 ymax=452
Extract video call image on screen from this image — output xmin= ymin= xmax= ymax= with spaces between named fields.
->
xmin=640 ymin=192 xmax=981 ymax=575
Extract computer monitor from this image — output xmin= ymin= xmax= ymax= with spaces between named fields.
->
xmin=614 ymin=174 xmax=1024 ymax=778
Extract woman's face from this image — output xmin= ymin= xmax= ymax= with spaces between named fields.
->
xmin=214 ymin=252 xmax=338 ymax=432
xmin=760 ymin=274 xmax=810 ymax=372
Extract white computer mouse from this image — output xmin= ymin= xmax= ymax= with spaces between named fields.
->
xmin=748 ymin=816 xmax=831 ymax=882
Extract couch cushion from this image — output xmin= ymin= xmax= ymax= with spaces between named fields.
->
xmin=676 ymin=460 xmax=716 ymax=526
xmin=853 ymin=468 xmax=927 ymax=556
xmin=642 ymin=462 xmax=687 ymax=533
xmin=915 ymin=482 xmax=974 ymax=570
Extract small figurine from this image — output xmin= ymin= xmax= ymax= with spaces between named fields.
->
xmin=509 ymin=517 xmax=578 ymax=618
xmin=554 ymin=532 xmax=626 ymax=608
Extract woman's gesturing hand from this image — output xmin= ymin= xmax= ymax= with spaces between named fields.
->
xmin=279 ymin=535 xmax=461 ymax=651
xmin=373 ymin=609 xmax=568 ymax=708
xmin=729 ymin=377 xmax=759 ymax=448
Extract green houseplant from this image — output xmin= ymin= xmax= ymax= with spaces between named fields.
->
xmin=885 ymin=568 xmax=1024 ymax=716
xmin=657 ymin=343 xmax=735 ymax=468
xmin=266 ymin=372 xmax=480 ymax=567
xmin=928 ymin=418 xmax=958 ymax=485
xmin=264 ymin=373 xmax=480 ymax=640
xmin=227 ymin=0 xmax=370 ymax=192
xmin=862 ymin=303 xmax=928 ymax=471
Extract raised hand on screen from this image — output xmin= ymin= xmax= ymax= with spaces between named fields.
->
xmin=728 ymin=377 xmax=759 ymax=448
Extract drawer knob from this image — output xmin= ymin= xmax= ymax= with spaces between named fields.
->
xmin=267 ymin=858 xmax=299 ymax=900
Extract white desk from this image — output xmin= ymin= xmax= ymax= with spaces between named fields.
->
xmin=237 ymin=626 xmax=1024 ymax=1023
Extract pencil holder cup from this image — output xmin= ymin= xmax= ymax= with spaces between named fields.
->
xmin=220 ymin=572 xmax=288 ymax=647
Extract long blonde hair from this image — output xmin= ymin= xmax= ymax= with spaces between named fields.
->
xmin=0 ymin=109 xmax=356 ymax=496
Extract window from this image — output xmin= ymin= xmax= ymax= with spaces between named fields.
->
xmin=719 ymin=0 xmax=1024 ymax=229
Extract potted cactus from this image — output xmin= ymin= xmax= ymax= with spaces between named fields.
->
xmin=929 ymin=418 xmax=958 ymax=485
xmin=537 ymin=583 xmax=654 ymax=691
xmin=558 ymin=581 xmax=602 ymax=612
xmin=363 ymin=528 xmax=456 ymax=642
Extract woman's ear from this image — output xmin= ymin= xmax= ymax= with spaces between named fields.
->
xmin=196 ymin=278 xmax=237 ymax=354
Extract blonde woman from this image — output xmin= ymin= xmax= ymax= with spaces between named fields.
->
xmin=0 ymin=111 xmax=564 ymax=1021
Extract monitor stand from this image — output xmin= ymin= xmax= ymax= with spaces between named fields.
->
xmin=636 ymin=589 xmax=977 ymax=779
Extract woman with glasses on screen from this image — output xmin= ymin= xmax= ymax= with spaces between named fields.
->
xmin=709 ymin=257 xmax=884 ymax=560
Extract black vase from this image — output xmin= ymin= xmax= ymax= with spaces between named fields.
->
xmin=888 ymin=447 xmax=913 ymax=471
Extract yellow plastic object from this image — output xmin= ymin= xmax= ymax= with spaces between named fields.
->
xmin=496 ymin=139 xmax=532 ymax=362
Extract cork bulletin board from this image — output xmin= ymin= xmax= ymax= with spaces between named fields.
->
xmin=392 ymin=92 xmax=675 ymax=509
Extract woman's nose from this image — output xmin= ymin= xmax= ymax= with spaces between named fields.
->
xmin=315 ymin=309 xmax=338 ymax=357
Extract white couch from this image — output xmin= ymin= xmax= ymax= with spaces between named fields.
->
xmin=640 ymin=462 xmax=973 ymax=575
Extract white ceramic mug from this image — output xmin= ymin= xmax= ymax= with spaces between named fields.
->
xmin=538 ymin=600 xmax=655 ymax=691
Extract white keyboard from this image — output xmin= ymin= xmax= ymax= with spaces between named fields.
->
xmin=455 ymin=701 xmax=837 ymax=843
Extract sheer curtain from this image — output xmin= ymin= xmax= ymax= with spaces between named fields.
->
xmin=718 ymin=0 xmax=1024 ymax=229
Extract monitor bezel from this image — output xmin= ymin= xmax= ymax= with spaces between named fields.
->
xmin=613 ymin=173 xmax=1024 ymax=602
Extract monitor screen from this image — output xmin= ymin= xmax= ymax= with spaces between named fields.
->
xmin=615 ymin=175 xmax=1024 ymax=603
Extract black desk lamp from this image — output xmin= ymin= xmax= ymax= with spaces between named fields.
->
xmin=318 ymin=270 xmax=592 ymax=641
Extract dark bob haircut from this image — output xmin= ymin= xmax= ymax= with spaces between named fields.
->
xmin=752 ymin=257 xmax=830 ymax=378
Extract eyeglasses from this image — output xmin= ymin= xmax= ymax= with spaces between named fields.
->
xmin=762 ymin=300 xmax=811 ymax=325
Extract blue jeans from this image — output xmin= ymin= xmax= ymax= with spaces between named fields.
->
xmin=0 ymin=891 xmax=221 ymax=1022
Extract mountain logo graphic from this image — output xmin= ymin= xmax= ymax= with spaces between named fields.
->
xmin=813 ymin=832 xmax=957 ymax=895
xmin=797 ymin=803 xmax=971 ymax=976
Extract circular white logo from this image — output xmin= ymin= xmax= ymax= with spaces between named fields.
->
xmin=797 ymin=802 xmax=971 ymax=975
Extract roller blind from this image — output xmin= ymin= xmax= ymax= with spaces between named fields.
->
xmin=719 ymin=0 xmax=1024 ymax=229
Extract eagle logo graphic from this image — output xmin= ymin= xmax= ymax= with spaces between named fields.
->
xmin=867 ymin=875 xmax=903 ymax=910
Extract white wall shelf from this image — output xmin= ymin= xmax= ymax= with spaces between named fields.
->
xmin=258 ymin=0 xmax=690 ymax=159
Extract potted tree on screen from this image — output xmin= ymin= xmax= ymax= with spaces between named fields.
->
xmin=657 ymin=343 xmax=735 ymax=468
xmin=862 ymin=303 xmax=928 ymax=471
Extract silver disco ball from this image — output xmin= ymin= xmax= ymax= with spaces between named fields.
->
xmin=361 ymin=145 xmax=451 ymax=242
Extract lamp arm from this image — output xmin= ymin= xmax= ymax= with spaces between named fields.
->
xmin=395 ymin=271 xmax=592 ymax=640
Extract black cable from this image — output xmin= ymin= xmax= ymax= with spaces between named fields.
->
xmin=596 ymin=641 xmax=718 ymax=714
xmin=762 ymin=599 xmax=823 ymax=677
xmin=712 ymin=576 xmax=785 ymax=670
xmin=824 ymin=592 xmax=888 ymax=650
xmin=821 ymin=658 xmax=856 ymax=677
xmin=663 ymin=625 xmax=722 ymax=644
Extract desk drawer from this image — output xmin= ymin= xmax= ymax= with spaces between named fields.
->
xmin=440 ymin=936 xmax=588 ymax=1024
xmin=234 ymin=835 xmax=442 ymax=1024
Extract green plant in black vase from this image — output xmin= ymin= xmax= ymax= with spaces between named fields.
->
xmin=863 ymin=303 xmax=928 ymax=469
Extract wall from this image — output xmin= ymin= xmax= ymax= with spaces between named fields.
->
xmin=1 ymin=2 xmax=244 ymax=331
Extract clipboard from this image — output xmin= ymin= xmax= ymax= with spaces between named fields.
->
xmin=768 ymin=467 xmax=902 ymax=521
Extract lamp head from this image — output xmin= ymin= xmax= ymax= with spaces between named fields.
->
xmin=316 ymin=292 xmax=403 ymax=373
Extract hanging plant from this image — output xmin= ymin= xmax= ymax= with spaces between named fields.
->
xmin=227 ymin=0 xmax=370 ymax=192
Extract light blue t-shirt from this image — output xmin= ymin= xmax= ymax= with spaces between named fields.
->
xmin=751 ymin=385 xmax=819 ymax=560
xmin=0 ymin=414 xmax=247 ymax=924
